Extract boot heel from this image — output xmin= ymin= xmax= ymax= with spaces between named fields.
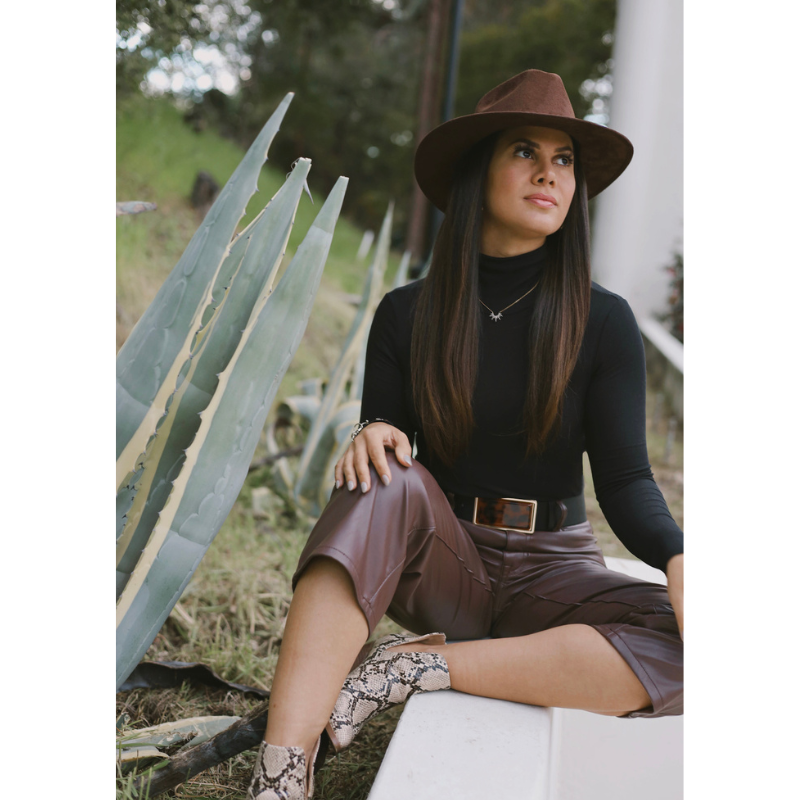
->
xmin=326 ymin=631 xmax=450 ymax=753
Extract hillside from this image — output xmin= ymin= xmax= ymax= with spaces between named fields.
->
xmin=116 ymin=94 xmax=403 ymax=400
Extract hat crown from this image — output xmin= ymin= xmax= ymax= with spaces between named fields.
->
xmin=475 ymin=69 xmax=576 ymax=120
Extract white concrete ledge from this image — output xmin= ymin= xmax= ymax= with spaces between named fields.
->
xmin=368 ymin=691 xmax=555 ymax=799
xmin=367 ymin=557 xmax=682 ymax=800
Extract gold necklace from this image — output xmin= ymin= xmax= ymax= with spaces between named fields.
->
xmin=479 ymin=280 xmax=539 ymax=322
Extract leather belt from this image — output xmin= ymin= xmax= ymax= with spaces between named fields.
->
xmin=446 ymin=491 xmax=586 ymax=533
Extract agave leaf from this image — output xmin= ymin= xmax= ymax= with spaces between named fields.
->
xmin=114 ymin=219 xmax=253 ymax=558
xmin=263 ymin=391 xmax=323 ymax=498
xmin=346 ymin=247 xmax=408 ymax=402
xmin=271 ymin=401 xmax=359 ymax=517
xmin=117 ymin=465 xmax=144 ymax=543
xmin=293 ymin=203 xmax=393 ymax=509
xmin=117 ymin=745 xmax=169 ymax=774
xmin=116 ymin=177 xmax=348 ymax=689
xmin=116 ymin=93 xmax=294 ymax=490
xmin=120 ymin=659 xmax=269 ymax=695
xmin=115 ymin=161 xmax=311 ymax=599
xmin=264 ymin=420 xmax=295 ymax=497
xmin=118 ymin=716 xmax=240 ymax=750
xmin=277 ymin=395 xmax=323 ymax=427
xmin=314 ymin=401 xmax=361 ymax=512
xmin=348 ymin=330 xmax=369 ymax=402
xmin=391 ymin=249 xmax=412 ymax=290
xmin=115 ymin=226 xmax=250 ymax=550
xmin=348 ymin=248 xmax=409 ymax=403
xmin=298 ymin=377 xmax=324 ymax=397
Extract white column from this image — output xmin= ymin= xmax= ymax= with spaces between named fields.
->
xmin=591 ymin=0 xmax=683 ymax=320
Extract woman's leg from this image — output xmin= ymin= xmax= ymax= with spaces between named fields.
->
xmin=263 ymin=460 xmax=495 ymax=757
xmin=386 ymin=623 xmax=650 ymax=715
xmin=264 ymin=556 xmax=368 ymax=757
xmin=387 ymin=535 xmax=682 ymax=718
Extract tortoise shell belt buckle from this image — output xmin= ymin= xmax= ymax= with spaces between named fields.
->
xmin=473 ymin=496 xmax=537 ymax=533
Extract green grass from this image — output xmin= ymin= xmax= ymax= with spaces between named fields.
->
xmin=116 ymin=94 xmax=402 ymax=299
xmin=116 ymin=94 xmax=683 ymax=798
xmin=116 ymin=94 xmax=403 ymax=400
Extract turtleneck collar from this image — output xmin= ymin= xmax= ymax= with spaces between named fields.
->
xmin=478 ymin=241 xmax=548 ymax=273
xmin=477 ymin=241 xmax=549 ymax=309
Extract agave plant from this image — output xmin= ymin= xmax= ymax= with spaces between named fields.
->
xmin=349 ymin=246 xmax=411 ymax=402
xmin=264 ymin=205 xmax=408 ymax=516
xmin=118 ymin=716 xmax=241 ymax=752
xmin=116 ymin=92 xmax=348 ymax=689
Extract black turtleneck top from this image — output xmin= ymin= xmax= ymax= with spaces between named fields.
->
xmin=361 ymin=243 xmax=684 ymax=572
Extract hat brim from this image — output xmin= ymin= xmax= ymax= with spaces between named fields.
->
xmin=414 ymin=111 xmax=634 ymax=212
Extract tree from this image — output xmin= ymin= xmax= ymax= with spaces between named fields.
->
xmin=117 ymin=0 xmax=211 ymax=95
xmin=457 ymin=0 xmax=617 ymax=118
xmin=117 ymin=0 xmax=618 ymax=236
xmin=236 ymin=0 xmax=428 ymax=233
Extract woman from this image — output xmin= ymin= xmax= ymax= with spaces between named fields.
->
xmin=246 ymin=69 xmax=684 ymax=800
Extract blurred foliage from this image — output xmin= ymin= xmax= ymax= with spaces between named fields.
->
xmin=661 ymin=251 xmax=684 ymax=343
xmin=117 ymin=0 xmax=616 ymax=238
xmin=117 ymin=0 xmax=206 ymax=44
xmin=117 ymin=0 xmax=211 ymax=95
xmin=457 ymin=0 xmax=617 ymax=119
xmin=236 ymin=0 xmax=424 ymax=237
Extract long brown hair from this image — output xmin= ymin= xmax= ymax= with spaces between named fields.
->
xmin=410 ymin=132 xmax=591 ymax=466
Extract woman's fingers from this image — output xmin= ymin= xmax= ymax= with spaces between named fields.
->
xmin=391 ymin=429 xmax=413 ymax=468
xmin=336 ymin=424 xmax=414 ymax=493
xmin=365 ymin=434 xmax=392 ymax=488
xmin=334 ymin=455 xmax=348 ymax=490
xmin=353 ymin=435 xmax=375 ymax=492
xmin=341 ymin=446 xmax=358 ymax=492
xmin=334 ymin=450 xmax=346 ymax=489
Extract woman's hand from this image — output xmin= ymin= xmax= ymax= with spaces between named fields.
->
xmin=666 ymin=553 xmax=684 ymax=640
xmin=334 ymin=422 xmax=413 ymax=493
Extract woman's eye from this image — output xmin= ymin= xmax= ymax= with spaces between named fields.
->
xmin=556 ymin=155 xmax=574 ymax=166
xmin=514 ymin=147 xmax=533 ymax=159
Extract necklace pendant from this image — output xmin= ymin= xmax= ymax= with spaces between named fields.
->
xmin=489 ymin=311 xmax=503 ymax=322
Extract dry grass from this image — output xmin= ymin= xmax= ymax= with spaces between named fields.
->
xmin=116 ymin=483 xmax=410 ymax=799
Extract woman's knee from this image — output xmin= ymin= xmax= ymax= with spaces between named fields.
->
xmin=360 ymin=457 xmax=434 ymax=503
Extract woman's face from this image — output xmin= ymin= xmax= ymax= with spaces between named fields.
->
xmin=481 ymin=125 xmax=576 ymax=257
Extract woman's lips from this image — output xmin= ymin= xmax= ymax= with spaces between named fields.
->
xmin=525 ymin=193 xmax=557 ymax=208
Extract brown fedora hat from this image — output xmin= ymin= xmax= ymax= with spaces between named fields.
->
xmin=414 ymin=69 xmax=633 ymax=212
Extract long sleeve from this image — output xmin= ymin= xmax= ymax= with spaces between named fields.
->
xmin=584 ymin=295 xmax=684 ymax=572
xmin=359 ymin=293 xmax=416 ymax=443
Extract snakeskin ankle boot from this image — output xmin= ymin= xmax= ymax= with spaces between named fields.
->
xmin=325 ymin=631 xmax=451 ymax=753
xmin=246 ymin=734 xmax=322 ymax=800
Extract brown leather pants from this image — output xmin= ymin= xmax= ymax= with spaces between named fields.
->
xmin=291 ymin=460 xmax=683 ymax=718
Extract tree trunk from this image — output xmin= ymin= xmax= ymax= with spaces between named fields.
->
xmin=404 ymin=0 xmax=452 ymax=262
